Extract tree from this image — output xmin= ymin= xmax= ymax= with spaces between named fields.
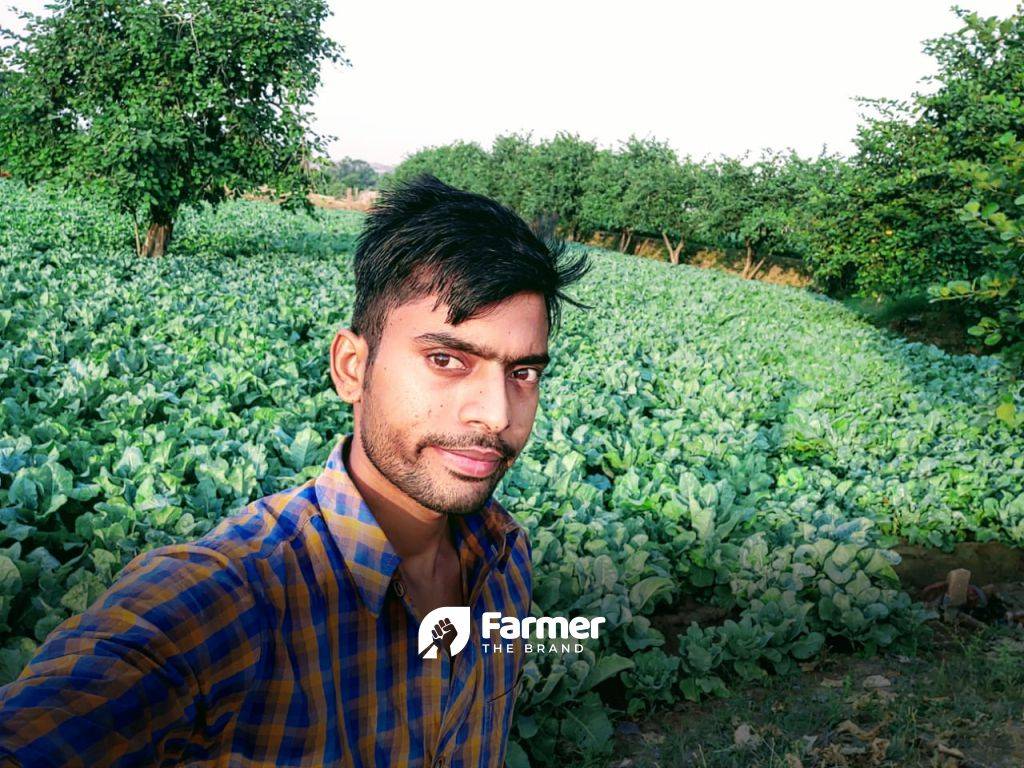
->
xmin=798 ymin=6 xmax=1024 ymax=298
xmin=632 ymin=155 xmax=705 ymax=265
xmin=700 ymin=152 xmax=816 ymax=280
xmin=930 ymin=131 xmax=1024 ymax=417
xmin=920 ymin=5 xmax=1024 ymax=392
xmin=313 ymin=157 xmax=379 ymax=196
xmin=739 ymin=151 xmax=814 ymax=280
xmin=701 ymin=155 xmax=757 ymax=273
xmin=580 ymin=148 xmax=633 ymax=251
xmin=0 ymin=0 xmax=345 ymax=257
xmin=801 ymin=99 xmax=984 ymax=296
xmin=388 ymin=141 xmax=491 ymax=196
xmin=580 ymin=136 xmax=679 ymax=253
xmin=918 ymin=6 xmax=1024 ymax=162
xmin=526 ymin=132 xmax=597 ymax=241
xmin=485 ymin=131 xmax=537 ymax=216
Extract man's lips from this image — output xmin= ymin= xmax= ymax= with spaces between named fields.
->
xmin=441 ymin=447 xmax=502 ymax=460
xmin=431 ymin=445 xmax=503 ymax=478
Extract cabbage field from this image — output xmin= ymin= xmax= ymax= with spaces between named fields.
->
xmin=1 ymin=180 xmax=1023 ymax=767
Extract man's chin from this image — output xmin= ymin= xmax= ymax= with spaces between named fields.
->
xmin=433 ymin=476 xmax=500 ymax=516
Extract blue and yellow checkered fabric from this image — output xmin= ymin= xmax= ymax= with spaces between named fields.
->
xmin=0 ymin=433 xmax=533 ymax=767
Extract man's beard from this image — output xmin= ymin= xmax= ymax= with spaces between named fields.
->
xmin=357 ymin=368 xmax=512 ymax=516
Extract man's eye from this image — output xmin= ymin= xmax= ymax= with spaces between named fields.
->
xmin=513 ymin=368 xmax=542 ymax=384
xmin=428 ymin=353 xmax=465 ymax=370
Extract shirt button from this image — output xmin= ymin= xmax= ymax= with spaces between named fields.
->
xmin=393 ymin=579 xmax=406 ymax=597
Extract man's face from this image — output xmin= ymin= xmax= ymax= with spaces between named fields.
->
xmin=354 ymin=290 xmax=549 ymax=516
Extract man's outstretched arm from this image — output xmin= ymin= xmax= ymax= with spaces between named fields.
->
xmin=0 ymin=544 xmax=264 ymax=768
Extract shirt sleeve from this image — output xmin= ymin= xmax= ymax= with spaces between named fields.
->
xmin=0 ymin=543 xmax=265 ymax=768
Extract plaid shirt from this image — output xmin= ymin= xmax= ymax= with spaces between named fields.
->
xmin=0 ymin=433 xmax=533 ymax=767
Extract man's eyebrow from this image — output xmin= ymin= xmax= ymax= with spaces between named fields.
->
xmin=413 ymin=332 xmax=550 ymax=367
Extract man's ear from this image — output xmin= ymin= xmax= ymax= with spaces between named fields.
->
xmin=329 ymin=328 xmax=368 ymax=404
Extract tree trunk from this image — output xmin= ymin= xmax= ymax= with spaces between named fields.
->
xmin=741 ymin=239 xmax=767 ymax=280
xmin=661 ymin=231 xmax=685 ymax=265
xmin=619 ymin=229 xmax=633 ymax=253
xmin=140 ymin=208 xmax=174 ymax=258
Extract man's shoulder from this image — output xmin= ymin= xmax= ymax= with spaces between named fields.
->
xmin=192 ymin=477 xmax=325 ymax=564
xmin=124 ymin=477 xmax=324 ymax=585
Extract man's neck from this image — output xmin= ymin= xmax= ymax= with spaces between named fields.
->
xmin=342 ymin=434 xmax=467 ymax=616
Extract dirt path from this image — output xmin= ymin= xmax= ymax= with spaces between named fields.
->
xmin=605 ymin=591 xmax=1024 ymax=768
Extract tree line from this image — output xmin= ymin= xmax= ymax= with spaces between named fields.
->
xmin=1 ymin=1 xmax=1020 ymax=394
xmin=390 ymin=135 xmax=817 ymax=282
xmin=387 ymin=7 xmax=1023 ymax=385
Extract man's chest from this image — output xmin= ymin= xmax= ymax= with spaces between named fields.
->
xmin=219 ymin=558 xmax=527 ymax=767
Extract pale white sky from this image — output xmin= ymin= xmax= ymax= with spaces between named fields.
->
xmin=314 ymin=0 xmax=1020 ymax=165
xmin=3 ymin=1 xmax=1021 ymax=166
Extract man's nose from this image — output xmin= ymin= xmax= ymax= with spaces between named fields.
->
xmin=460 ymin=367 xmax=511 ymax=434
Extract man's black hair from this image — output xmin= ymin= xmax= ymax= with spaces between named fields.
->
xmin=350 ymin=173 xmax=593 ymax=365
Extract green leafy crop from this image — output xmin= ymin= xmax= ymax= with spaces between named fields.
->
xmin=1 ymin=180 xmax=1021 ymax=767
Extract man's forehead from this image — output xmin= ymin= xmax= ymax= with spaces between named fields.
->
xmin=389 ymin=293 xmax=546 ymax=329
xmin=385 ymin=293 xmax=549 ymax=364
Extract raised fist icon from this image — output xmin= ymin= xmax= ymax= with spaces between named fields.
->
xmin=432 ymin=617 xmax=457 ymax=648
xmin=418 ymin=607 xmax=470 ymax=659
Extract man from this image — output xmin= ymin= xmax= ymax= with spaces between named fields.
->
xmin=0 ymin=174 xmax=592 ymax=767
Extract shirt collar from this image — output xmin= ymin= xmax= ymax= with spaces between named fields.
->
xmin=313 ymin=433 xmax=524 ymax=616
